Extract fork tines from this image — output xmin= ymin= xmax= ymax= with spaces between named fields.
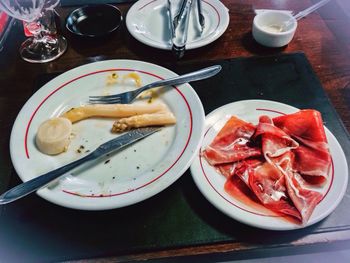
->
xmin=89 ymin=95 xmax=122 ymax=104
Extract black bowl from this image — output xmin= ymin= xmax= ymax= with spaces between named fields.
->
xmin=66 ymin=4 xmax=123 ymax=38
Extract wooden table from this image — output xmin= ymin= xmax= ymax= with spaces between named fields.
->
xmin=1 ymin=0 xmax=350 ymax=261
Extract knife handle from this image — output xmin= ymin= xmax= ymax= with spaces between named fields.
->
xmin=0 ymin=153 xmax=95 ymax=204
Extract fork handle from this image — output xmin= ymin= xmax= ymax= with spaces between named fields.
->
xmin=136 ymin=65 xmax=222 ymax=96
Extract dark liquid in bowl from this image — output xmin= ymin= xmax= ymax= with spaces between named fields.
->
xmin=67 ymin=5 xmax=122 ymax=37
xmin=76 ymin=14 xmax=117 ymax=35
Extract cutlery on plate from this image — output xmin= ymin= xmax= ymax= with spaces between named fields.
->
xmin=171 ymin=0 xmax=193 ymax=58
xmin=0 ymin=127 xmax=160 ymax=204
xmin=172 ymin=0 xmax=188 ymax=30
xmin=89 ymin=65 xmax=222 ymax=104
xmin=197 ymin=0 xmax=205 ymax=34
xmin=167 ymin=0 xmax=176 ymax=41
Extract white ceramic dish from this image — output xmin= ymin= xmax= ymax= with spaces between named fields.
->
xmin=252 ymin=10 xmax=297 ymax=47
xmin=126 ymin=0 xmax=229 ymax=50
xmin=10 ymin=60 xmax=205 ymax=210
xmin=190 ymin=100 xmax=348 ymax=230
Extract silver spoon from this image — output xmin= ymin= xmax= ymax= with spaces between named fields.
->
xmin=272 ymin=0 xmax=331 ymax=32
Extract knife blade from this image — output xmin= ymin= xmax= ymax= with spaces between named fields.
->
xmin=0 ymin=127 xmax=160 ymax=204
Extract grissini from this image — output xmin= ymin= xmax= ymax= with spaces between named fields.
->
xmin=61 ymin=103 xmax=168 ymax=123
xmin=112 ymin=112 xmax=176 ymax=133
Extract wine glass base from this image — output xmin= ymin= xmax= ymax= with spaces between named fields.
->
xmin=19 ymin=35 xmax=68 ymax=63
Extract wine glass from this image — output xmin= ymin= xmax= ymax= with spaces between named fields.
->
xmin=0 ymin=0 xmax=67 ymax=63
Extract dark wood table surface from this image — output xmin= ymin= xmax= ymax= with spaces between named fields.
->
xmin=1 ymin=0 xmax=350 ymax=262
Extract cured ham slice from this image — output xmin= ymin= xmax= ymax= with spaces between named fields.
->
xmin=233 ymin=158 xmax=263 ymax=185
xmin=216 ymin=163 xmax=236 ymax=178
xmin=254 ymin=115 xmax=299 ymax=158
xmin=248 ymin=161 xmax=301 ymax=221
xmin=224 ymin=173 xmax=270 ymax=213
xmin=202 ymin=116 xmax=261 ymax=165
xmin=253 ymin=114 xmax=326 ymax=222
xmin=273 ymin=110 xmax=327 ymax=147
xmin=284 ymin=171 xmax=323 ymax=223
xmin=224 ymin=159 xmax=278 ymax=216
xmin=269 ymin=151 xmax=323 ymax=223
xmin=216 ymin=158 xmax=262 ymax=181
xmin=273 ymin=110 xmax=331 ymax=184
xmin=293 ymin=146 xmax=331 ymax=185
xmin=220 ymin=155 xmax=302 ymax=220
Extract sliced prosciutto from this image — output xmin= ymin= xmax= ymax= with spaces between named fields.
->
xmin=252 ymin=114 xmax=328 ymax=222
xmin=293 ymin=146 xmax=331 ymax=185
xmin=268 ymin=151 xmax=323 ymax=223
xmin=254 ymin=115 xmax=299 ymax=158
xmin=273 ymin=110 xmax=331 ymax=184
xmin=233 ymin=158 xmax=264 ymax=186
xmin=216 ymin=163 xmax=236 ymax=178
xmin=202 ymin=110 xmax=331 ymax=225
xmin=219 ymin=155 xmax=302 ymax=220
xmin=202 ymin=116 xmax=261 ymax=165
xmin=273 ymin=110 xmax=328 ymax=146
xmin=284 ymin=171 xmax=323 ymax=223
xmin=248 ymin=161 xmax=301 ymax=221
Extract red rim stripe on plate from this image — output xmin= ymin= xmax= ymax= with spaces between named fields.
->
xmin=200 ymin=107 xmax=334 ymax=217
xmin=256 ymin=108 xmax=286 ymax=115
xmin=24 ymin=68 xmax=193 ymax=198
xmin=136 ymin=0 xmax=221 ymax=45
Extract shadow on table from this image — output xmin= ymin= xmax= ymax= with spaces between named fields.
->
xmin=241 ymin=31 xmax=287 ymax=55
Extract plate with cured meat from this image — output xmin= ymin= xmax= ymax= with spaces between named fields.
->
xmin=190 ymin=100 xmax=348 ymax=230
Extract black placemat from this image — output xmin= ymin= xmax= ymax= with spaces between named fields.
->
xmin=1 ymin=52 xmax=350 ymax=262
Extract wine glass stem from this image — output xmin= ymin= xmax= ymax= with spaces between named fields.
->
xmin=24 ymin=9 xmax=59 ymax=51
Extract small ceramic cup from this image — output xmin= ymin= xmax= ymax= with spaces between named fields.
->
xmin=252 ymin=11 xmax=297 ymax=48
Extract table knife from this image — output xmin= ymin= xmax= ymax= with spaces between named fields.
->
xmin=0 ymin=127 xmax=160 ymax=205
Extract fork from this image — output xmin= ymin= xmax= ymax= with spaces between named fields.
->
xmin=89 ymin=65 xmax=222 ymax=104
xmin=172 ymin=0 xmax=188 ymax=30
xmin=197 ymin=0 xmax=205 ymax=34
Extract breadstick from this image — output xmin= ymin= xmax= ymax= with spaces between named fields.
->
xmin=112 ymin=112 xmax=176 ymax=133
xmin=61 ymin=103 xmax=167 ymax=123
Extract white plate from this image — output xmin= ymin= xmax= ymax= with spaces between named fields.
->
xmin=10 ymin=60 xmax=205 ymax=210
xmin=126 ymin=0 xmax=230 ymax=50
xmin=190 ymin=100 xmax=348 ymax=230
